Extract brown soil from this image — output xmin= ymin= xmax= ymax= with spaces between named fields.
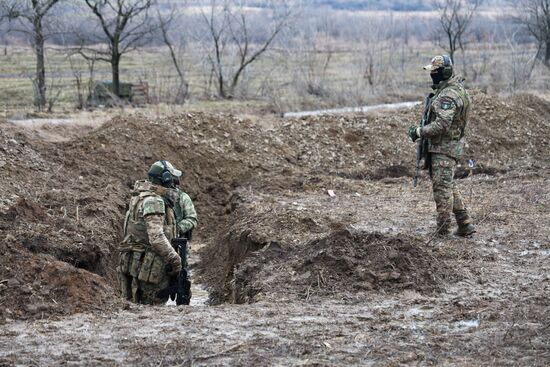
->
xmin=232 ymin=229 xmax=458 ymax=302
xmin=0 ymin=91 xmax=548 ymax=365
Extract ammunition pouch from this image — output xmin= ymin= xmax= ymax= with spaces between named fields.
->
xmin=117 ymin=249 xmax=168 ymax=285
xmin=137 ymin=250 xmax=166 ymax=285
xmin=117 ymin=249 xmax=145 ymax=278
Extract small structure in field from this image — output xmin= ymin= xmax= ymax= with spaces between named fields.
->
xmin=90 ymin=81 xmax=149 ymax=106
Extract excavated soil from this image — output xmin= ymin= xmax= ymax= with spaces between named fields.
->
xmin=0 ymin=90 xmax=549 ymax=365
xmin=231 ymin=229 xmax=457 ymax=303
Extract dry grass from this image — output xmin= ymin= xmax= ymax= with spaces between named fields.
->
xmin=0 ymin=40 xmax=548 ymax=117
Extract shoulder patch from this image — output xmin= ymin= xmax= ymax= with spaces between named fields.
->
xmin=439 ymin=97 xmax=455 ymax=110
xmin=441 ymin=101 xmax=452 ymax=110
xmin=142 ymin=195 xmax=165 ymax=216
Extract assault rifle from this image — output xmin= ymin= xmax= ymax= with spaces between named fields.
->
xmin=173 ymin=237 xmax=192 ymax=305
xmin=413 ymin=93 xmax=434 ymax=187
xmin=156 ymin=236 xmax=192 ymax=305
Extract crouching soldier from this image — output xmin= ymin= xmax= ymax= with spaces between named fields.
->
xmin=117 ymin=160 xmax=197 ymax=304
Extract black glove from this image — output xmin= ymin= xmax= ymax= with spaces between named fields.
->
xmin=408 ymin=125 xmax=421 ymax=142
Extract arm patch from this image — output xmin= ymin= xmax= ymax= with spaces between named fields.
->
xmin=142 ymin=196 xmax=165 ymax=216
xmin=439 ymin=97 xmax=455 ymax=110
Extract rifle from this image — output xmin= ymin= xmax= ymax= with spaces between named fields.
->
xmin=174 ymin=237 xmax=192 ymax=305
xmin=156 ymin=236 xmax=192 ymax=305
xmin=413 ymin=93 xmax=434 ymax=187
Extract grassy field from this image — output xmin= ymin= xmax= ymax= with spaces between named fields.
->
xmin=0 ymin=40 xmax=548 ymax=117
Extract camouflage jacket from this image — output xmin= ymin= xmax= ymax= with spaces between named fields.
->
xmin=120 ymin=180 xmax=177 ymax=252
xmin=174 ymin=189 xmax=197 ymax=237
xmin=420 ymin=75 xmax=471 ymax=160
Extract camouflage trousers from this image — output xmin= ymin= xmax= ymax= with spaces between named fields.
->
xmin=430 ymin=154 xmax=472 ymax=233
xmin=117 ymin=249 xmax=171 ymax=305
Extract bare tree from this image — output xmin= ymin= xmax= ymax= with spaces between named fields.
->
xmin=502 ymin=26 xmax=538 ymax=89
xmin=200 ymin=0 xmax=293 ymax=99
xmin=81 ymin=0 xmax=156 ymax=97
xmin=0 ymin=0 xmax=62 ymax=111
xmin=517 ymin=0 xmax=550 ymax=68
xmin=68 ymin=54 xmax=85 ymax=109
xmin=289 ymin=13 xmax=335 ymax=98
xmin=68 ymin=52 xmax=98 ymax=109
xmin=435 ymin=0 xmax=482 ymax=63
xmin=355 ymin=18 xmax=394 ymax=88
xmin=157 ymin=7 xmax=189 ymax=104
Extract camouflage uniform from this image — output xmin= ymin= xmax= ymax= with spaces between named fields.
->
xmin=154 ymin=185 xmax=197 ymax=237
xmin=174 ymin=189 xmax=197 ymax=237
xmin=173 ymin=188 xmax=198 ymax=270
xmin=117 ymin=180 xmax=180 ymax=304
xmin=419 ymin=71 xmax=474 ymax=235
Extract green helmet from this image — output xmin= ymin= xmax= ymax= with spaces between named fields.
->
xmin=147 ymin=160 xmax=182 ymax=186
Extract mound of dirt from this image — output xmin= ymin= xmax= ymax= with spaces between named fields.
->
xmin=0 ymin=237 xmax=120 ymax=320
xmin=229 ymin=229 xmax=455 ymax=304
xmin=200 ymin=188 xmax=458 ymax=305
xmin=465 ymin=91 xmax=550 ymax=169
xmin=0 ymin=122 xmax=123 ymax=318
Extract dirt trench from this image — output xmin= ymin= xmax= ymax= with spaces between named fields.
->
xmin=1 ymin=171 xmax=549 ymax=365
xmin=0 ymin=92 xmax=549 ymax=365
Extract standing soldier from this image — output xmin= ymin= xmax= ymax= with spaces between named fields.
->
xmin=173 ymin=176 xmax=198 ymax=239
xmin=408 ymin=55 xmax=476 ymax=237
xmin=172 ymin=174 xmax=198 ymax=297
xmin=117 ymin=160 xmax=196 ymax=304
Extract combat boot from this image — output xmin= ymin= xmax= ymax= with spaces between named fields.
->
xmin=455 ymin=223 xmax=476 ymax=237
xmin=454 ymin=209 xmax=475 ymax=237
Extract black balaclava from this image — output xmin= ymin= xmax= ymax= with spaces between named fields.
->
xmin=149 ymin=174 xmax=175 ymax=189
xmin=430 ymin=67 xmax=445 ymax=85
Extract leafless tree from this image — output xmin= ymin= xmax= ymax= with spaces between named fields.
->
xmin=157 ymin=7 xmax=189 ymax=104
xmin=355 ymin=17 xmax=395 ymax=87
xmin=498 ymin=22 xmax=538 ymax=89
xmin=80 ymin=0 xmax=156 ymax=97
xmin=199 ymin=0 xmax=293 ymax=99
xmin=45 ymin=68 xmax=62 ymax=112
xmin=517 ymin=0 xmax=550 ymax=68
xmin=68 ymin=52 xmax=98 ymax=109
xmin=0 ymin=0 xmax=63 ymax=111
xmin=289 ymin=15 xmax=335 ymax=98
xmin=435 ymin=0 xmax=482 ymax=63
xmin=68 ymin=54 xmax=85 ymax=109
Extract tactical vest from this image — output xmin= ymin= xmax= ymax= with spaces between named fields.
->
xmin=121 ymin=183 xmax=176 ymax=251
xmin=427 ymin=76 xmax=471 ymax=159
xmin=118 ymin=182 xmax=177 ymax=285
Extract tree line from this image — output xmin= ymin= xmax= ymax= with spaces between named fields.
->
xmin=0 ymin=0 xmax=548 ymax=112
